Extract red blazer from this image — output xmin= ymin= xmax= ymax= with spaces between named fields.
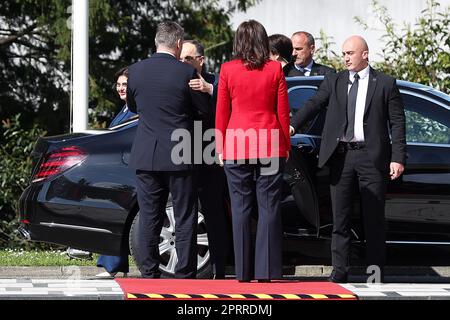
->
xmin=215 ymin=59 xmax=291 ymax=160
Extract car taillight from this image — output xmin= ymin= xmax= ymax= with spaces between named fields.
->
xmin=32 ymin=146 xmax=87 ymax=183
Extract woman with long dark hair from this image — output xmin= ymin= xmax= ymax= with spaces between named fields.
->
xmin=215 ymin=20 xmax=290 ymax=282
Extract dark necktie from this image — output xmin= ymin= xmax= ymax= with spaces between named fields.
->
xmin=289 ymin=66 xmax=304 ymax=77
xmin=344 ymin=73 xmax=360 ymax=141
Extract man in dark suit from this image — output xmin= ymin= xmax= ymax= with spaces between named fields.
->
xmin=127 ymin=21 xmax=210 ymax=279
xmin=180 ymin=39 xmax=229 ymax=279
xmin=290 ymin=35 xmax=406 ymax=283
xmin=284 ymin=31 xmax=336 ymax=77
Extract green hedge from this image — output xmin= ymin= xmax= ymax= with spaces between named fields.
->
xmin=0 ymin=115 xmax=47 ymax=249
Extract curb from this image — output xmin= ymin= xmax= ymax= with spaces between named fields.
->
xmin=1 ymin=265 xmax=450 ymax=280
xmin=0 ymin=266 xmax=140 ymax=279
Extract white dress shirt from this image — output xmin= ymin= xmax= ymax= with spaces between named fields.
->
xmin=345 ymin=65 xmax=370 ymax=142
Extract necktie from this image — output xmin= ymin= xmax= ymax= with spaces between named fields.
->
xmin=344 ymin=73 xmax=360 ymax=141
xmin=291 ymin=66 xmax=304 ymax=76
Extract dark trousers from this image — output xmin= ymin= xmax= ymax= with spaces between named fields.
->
xmin=97 ymin=255 xmax=129 ymax=274
xmin=329 ymin=147 xmax=388 ymax=278
xmin=224 ymin=159 xmax=285 ymax=281
xmin=198 ymin=165 xmax=229 ymax=278
xmin=135 ymin=170 xmax=198 ymax=279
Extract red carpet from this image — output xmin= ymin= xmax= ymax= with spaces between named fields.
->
xmin=115 ymin=279 xmax=357 ymax=300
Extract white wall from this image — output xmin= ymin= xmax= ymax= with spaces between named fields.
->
xmin=226 ymin=0 xmax=450 ymax=62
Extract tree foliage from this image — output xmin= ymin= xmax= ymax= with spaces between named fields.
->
xmin=0 ymin=0 xmax=72 ymax=135
xmin=0 ymin=0 xmax=258 ymax=133
xmin=314 ymin=0 xmax=450 ymax=95
xmin=0 ymin=115 xmax=47 ymax=249
xmin=314 ymin=30 xmax=345 ymax=72
xmin=0 ymin=0 xmax=259 ymax=249
xmin=355 ymin=0 xmax=450 ymax=93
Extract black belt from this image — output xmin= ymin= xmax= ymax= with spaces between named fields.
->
xmin=337 ymin=141 xmax=366 ymax=152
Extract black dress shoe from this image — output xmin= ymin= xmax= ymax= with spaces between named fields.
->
xmin=328 ymin=269 xmax=348 ymax=283
xmin=257 ymin=279 xmax=270 ymax=283
xmin=238 ymin=279 xmax=251 ymax=283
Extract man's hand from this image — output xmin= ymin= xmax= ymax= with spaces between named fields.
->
xmin=217 ymin=153 xmax=224 ymax=167
xmin=390 ymin=162 xmax=404 ymax=180
xmin=189 ymin=73 xmax=214 ymax=96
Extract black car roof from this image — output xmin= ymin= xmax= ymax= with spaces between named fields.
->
xmin=286 ymin=76 xmax=450 ymax=105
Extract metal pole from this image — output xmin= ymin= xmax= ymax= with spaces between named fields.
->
xmin=72 ymin=0 xmax=89 ymax=132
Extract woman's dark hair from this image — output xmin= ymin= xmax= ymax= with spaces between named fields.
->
xmin=114 ymin=67 xmax=129 ymax=83
xmin=268 ymin=34 xmax=293 ymax=63
xmin=233 ymin=20 xmax=270 ymax=70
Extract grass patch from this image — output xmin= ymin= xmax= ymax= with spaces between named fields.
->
xmin=0 ymin=249 xmax=135 ymax=267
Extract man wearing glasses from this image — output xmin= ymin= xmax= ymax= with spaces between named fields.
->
xmin=180 ymin=40 xmax=215 ymax=95
xmin=180 ymin=39 xmax=229 ymax=280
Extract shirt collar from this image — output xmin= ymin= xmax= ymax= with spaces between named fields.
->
xmin=349 ymin=64 xmax=370 ymax=81
xmin=294 ymin=59 xmax=314 ymax=72
xmin=303 ymin=60 xmax=314 ymax=72
xmin=156 ymin=50 xmax=176 ymax=58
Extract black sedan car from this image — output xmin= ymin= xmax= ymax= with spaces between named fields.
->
xmin=19 ymin=77 xmax=450 ymax=277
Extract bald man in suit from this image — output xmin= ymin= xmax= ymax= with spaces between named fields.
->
xmin=291 ymin=36 xmax=406 ymax=283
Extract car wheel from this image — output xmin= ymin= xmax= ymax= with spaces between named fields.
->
xmin=129 ymin=200 xmax=213 ymax=278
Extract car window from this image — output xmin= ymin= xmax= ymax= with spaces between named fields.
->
xmin=401 ymin=93 xmax=450 ymax=144
xmin=288 ymin=87 xmax=317 ymax=112
xmin=288 ymin=86 xmax=325 ymax=135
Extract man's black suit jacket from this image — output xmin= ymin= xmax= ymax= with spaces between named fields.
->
xmin=127 ymin=53 xmax=210 ymax=171
xmin=284 ymin=61 xmax=336 ymax=77
xmin=199 ymin=71 xmax=217 ymax=131
xmin=291 ymin=67 xmax=406 ymax=172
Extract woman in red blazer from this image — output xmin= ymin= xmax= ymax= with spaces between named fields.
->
xmin=215 ymin=20 xmax=290 ymax=282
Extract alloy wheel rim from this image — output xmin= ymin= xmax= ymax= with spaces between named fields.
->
xmin=158 ymin=206 xmax=210 ymax=274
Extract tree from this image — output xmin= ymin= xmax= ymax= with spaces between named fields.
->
xmin=355 ymin=0 xmax=450 ymax=93
xmin=314 ymin=30 xmax=344 ymax=72
xmin=0 ymin=0 xmax=259 ymax=249
xmin=0 ymin=1 xmax=72 ymax=135
xmin=0 ymin=0 xmax=259 ymax=134
xmin=0 ymin=115 xmax=46 ymax=249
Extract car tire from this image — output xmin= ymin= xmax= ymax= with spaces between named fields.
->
xmin=129 ymin=200 xmax=213 ymax=279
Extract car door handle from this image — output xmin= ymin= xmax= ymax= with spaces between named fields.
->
xmin=122 ymin=151 xmax=130 ymax=164
xmin=297 ymin=143 xmax=314 ymax=153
